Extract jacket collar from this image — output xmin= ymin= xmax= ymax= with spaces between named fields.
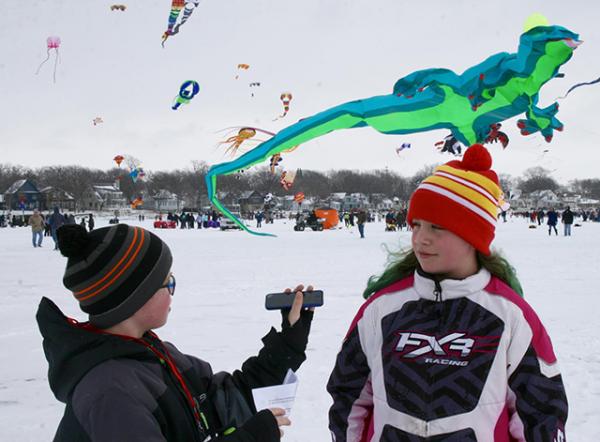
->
xmin=413 ymin=267 xmax=491 ymax=301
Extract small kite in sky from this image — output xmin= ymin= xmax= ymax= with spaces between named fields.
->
xmin=35 ymin=36 xmax=61 ymax=83
xmin=249 ymin=82 xmax=261 ymax=97
xmin=219 ymin=127 xmax=257 ymax=157
xmin=280 ymin=170 xmax=296 ymax=191
xmin=110 ymin=5 xmax=127 ymax=11
xmin=395 ymin=142 xmax=411 ymax=154
xmin=269 ymin=153 xmax=283 ymax=173
xmin=235 ymin=64 xmax=250 ymax=79
xmin=172 ymin=80 xmax=200 ymax=110
xmin=93 ymin=117 xmax=104 ymax=126
xmin=435 ymin=134 xmax=463 ymax=156
xmin=113 ymin=155 xmax=124 ymax=167
xmin=485 ymin=123 xmax=510 ymax=148
xmin=218 ymin=126 xmax=275 ymax=157
xmin=131 ymin=196 xmax=143 ymax=208
xmin=274 ymin=92 xmax=293 ymax=120
xmin=129 ymin=167 xmax=146 ymax=183
xmin=162 ymin=0 xmax=200 ymax=47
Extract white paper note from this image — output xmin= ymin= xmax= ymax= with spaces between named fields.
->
xmin=251 ymin=369 xmax=299 ymax=416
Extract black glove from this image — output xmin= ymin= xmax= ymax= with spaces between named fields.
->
xmin=279 ymin=308 xmax=314 ymax=354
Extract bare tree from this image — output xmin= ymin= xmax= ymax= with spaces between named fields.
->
xmin=248 ymin=166 xmax=281 ymax=195
xmin=407 ymin=164 xmax=437 ymax=196
xmin=0 ymin=164 xmax=36 ymax=192
xmin=519 ymin=167 xmax=559 ymax=193
xmin=570 ymin=179 xmax=600 ymax=200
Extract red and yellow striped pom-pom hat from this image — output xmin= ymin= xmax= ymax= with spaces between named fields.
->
xmin=407 ymin=144 xmax=501 ymax=255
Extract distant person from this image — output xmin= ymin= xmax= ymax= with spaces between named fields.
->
xmin=47 ymin=207 xmax=66 ymax=250
xmin=87 ymin=214 xmax=95 ymax=232
xmin=547 ymin=208 xmax=559 ymax=236
xmin=79 ymin=217 xmax=86 ymax=230
xmin=396 ymin=208 xmax=407 ymax=230
xmin=537 ymin=208 xmax=545 ymax=225
xmin=28 ymin=209 xmax=45 ymax=248
xmin=562 ymin=206 xmax=574 ymax=236
xmin=44 ymin=213 xmax=52 ymax=236
xmin=356 ymin=209 xmax=367 ymax=238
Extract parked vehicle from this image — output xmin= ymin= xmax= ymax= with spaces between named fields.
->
xmin=153 ymin=220 xmax=177 ymax=229
xmin=294 ymin=211 xmax=324 ymax=231
xmin=220 ymin=213 xmax=241 ymax=230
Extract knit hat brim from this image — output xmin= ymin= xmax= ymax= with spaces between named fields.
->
xmin=407 ymin=188 xmax=494 ymax=255
xmin=89 ymin=244 xmax=172 ymax=328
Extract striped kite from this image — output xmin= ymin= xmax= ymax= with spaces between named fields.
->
xmin=162 ymin=0 xmax=200 ymax=47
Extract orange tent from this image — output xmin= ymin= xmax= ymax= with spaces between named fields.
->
xmin=314 ymin=208 xmax=339 ymax=230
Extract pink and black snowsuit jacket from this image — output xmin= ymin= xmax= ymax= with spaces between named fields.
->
xmin=327 ymin=268 xmax=567 ymax=441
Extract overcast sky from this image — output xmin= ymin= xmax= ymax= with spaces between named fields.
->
xmin=1 ymin=0 xmax=599 ymax=182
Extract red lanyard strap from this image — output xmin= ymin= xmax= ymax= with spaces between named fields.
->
xmin=67 ymin=319 xmax=206 ymax=432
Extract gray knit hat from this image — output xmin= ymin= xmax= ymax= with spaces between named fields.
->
xmin=57 ymin=224 xmax=172 ymax=328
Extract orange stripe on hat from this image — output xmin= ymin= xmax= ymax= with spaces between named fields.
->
xmin=77 ymin=228 xmax=146 ymax=302
xmin=75 ymin=227 xmax=141 ymax=299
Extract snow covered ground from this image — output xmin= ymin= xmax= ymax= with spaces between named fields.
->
xmin=0 ymin=216 xmax=598 ymax=441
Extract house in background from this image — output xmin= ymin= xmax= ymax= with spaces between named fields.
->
xmin=39 ymin=186 xmax=76 ymax=211
xmin=3 ymin=179 xmax=42 ymax=210
xmin=238 ymin=190 xmax=265 ymax=213
xmin=151 ymin=189 xmax=182 ymax=212
xmin=80 ymin=182 xmax=127 ymax=211
xmin=342 ymin=193 xmax=370 ymax=211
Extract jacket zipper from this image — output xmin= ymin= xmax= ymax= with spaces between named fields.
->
xmin=430 ymin=279 xmax=443 ymax=437
xmin=433 ymin=280 xmax=442 ymax=302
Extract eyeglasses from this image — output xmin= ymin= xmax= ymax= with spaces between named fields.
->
xmin=161 ymin=274 xmax=176 ymax=296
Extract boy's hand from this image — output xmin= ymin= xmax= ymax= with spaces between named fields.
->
xmin=279 ymin=284 xmax=315 ymax=353
xmin=283 ymin=284 xmax=315 ymax=326
xmin=269 ymin=408 xmax=291 ymax=437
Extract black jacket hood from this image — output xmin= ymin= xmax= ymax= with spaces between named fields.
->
xmin=36 ymin=297 xmax=151 ymax=403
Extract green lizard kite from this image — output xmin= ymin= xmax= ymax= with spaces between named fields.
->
xmin=206 ymin=24 xmax=581 ymax=236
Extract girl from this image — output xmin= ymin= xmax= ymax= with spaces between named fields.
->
xmin=327 ymin=144 xmax=567 ymax=441
xmin=37 ymin=223 xmax=315 ymax=441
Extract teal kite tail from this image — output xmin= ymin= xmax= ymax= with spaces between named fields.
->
xmin=205 ymin=172 xmax=276 ymax=237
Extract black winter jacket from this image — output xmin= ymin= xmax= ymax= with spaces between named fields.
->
xmin=37 ymin=297 xmax=313 ymax=441
xmin=561 ymin=209 xmax=574 ymax=224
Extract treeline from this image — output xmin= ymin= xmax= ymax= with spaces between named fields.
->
xmin=2 ymin=162 xmax=600 ymax=204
